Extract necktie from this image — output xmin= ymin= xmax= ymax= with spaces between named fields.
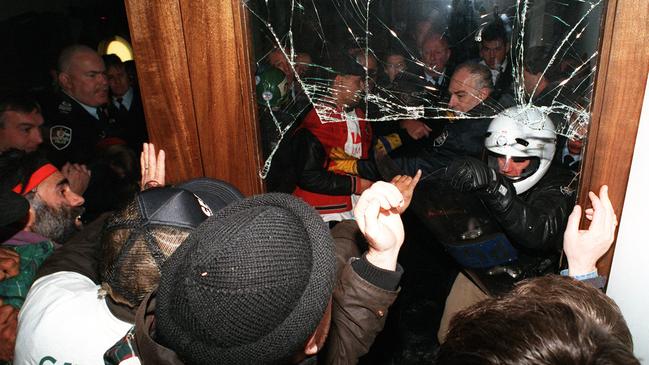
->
xmin=97 ymin=106 xmax=108 ymax=123
xmin=116 ymin=97 xmax=128 ymax=113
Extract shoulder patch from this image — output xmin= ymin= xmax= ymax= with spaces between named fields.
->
xmin=58 ymin=100 xmax=72 ymax=114
xmin=50 ymin=125 xmax=72 ymax=150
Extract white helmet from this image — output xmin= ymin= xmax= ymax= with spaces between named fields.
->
xmin=485 ymin=106 xmax=556 ymax=194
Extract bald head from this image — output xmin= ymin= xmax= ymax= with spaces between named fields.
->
xmin=57 ymin=45 xmax=109 ymax=107
xmin=57 ymin=45 xmax=97 ymax=73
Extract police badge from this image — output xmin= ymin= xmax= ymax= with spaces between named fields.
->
xmin=58 ymin=100 xmax=72 ymax=114
xmin=50 ymin=125 xmax=72 ymax=150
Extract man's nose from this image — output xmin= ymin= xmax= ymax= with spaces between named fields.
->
xmin=448 ymin=95 xmax=458 ymax=108
xmin=67 ymin=191 xmax=85 ymax=207
xmin=501 ymin=159 xmax=513 ymax=172
xmin=33 ymin=129 xmax=43 ymax=145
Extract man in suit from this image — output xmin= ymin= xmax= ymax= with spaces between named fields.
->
xmin=419 ymin=32 xmax=453 ymax=100
xmin=104 ymin=55 xmax=148 ymax=151
xmin=478 ymin=20 xmax=513 ymax=99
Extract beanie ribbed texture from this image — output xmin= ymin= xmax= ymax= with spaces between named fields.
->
xmin=156 ymin=193 xmax=336 ymax=364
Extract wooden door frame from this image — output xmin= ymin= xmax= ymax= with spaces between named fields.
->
xmin=577 ymin=0 xmax=649 ymax=282
xmin=124 ymin=0 xmax=264 ymax=196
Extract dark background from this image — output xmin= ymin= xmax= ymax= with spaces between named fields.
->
xmin=0 ymin=0 xmax=131 ymax=96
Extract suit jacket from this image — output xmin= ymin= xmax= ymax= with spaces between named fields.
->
xmin=415 ymin=64 xmax=455 ymax=109
xmin=108 ymin=89 xmax=149 ymax=151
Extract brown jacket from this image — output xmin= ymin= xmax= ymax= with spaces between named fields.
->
xmin=115 ymin=220 xmax=402 ymax=364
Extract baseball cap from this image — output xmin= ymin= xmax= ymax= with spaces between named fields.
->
xmin=99 ymin=177 xmax=244 ymax=309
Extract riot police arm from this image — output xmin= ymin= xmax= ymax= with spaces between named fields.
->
xmin=481 ymin=175 xmax=572 ymax=251
xmin=293 ymin=128 xmax=372 ymax=195
xmin=447 ymin=157 xmax=573 ymax=251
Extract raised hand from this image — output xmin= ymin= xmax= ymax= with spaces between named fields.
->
xmin=390 ymin=169 xmax=422 ymax=213
xmin=354 ymin=181 xmax=405 ymax=270
xmin=61 ymin=163 xmax=91 ymax=195
xmin=140 ymin=143 xmax=166 ymax=190
xmin=564 ymin=185 xmax=618 ymax=276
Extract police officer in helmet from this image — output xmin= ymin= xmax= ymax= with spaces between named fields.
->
xmin=436 ymin=106 xmax=576 ymax=342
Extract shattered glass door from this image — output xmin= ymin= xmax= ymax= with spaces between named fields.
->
xmin=244 ymin=0 xmax=605 ymax=190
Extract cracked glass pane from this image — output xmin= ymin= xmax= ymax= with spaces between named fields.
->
xmin=244 ymin=0 xmax=603 ymax=188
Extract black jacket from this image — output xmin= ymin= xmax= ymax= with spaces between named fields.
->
xmin=41 ymin=92 xmax=121 ymax=166
xmin=479 ymin=165 xmax=576 ymax=253
xmin=357 ymin=95 xmax=503 ymax=180
xmin=107 ymin=90 xmax=149 ymax=152
xmin=466 ymin=164 xmax=577 ymax=295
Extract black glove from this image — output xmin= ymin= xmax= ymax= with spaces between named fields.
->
xmin=446 ymin=157 xmax=498 ymax=192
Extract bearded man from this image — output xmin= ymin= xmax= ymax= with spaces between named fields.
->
xmin=0 ymin=149 xmax=85 ymax=360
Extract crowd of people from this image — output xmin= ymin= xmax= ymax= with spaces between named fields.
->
xmin=0 ymin=13 xmax=640 ymax=365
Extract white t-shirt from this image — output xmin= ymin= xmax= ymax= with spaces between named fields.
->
xmin=15 ymin=271 xmax=132 ymax=364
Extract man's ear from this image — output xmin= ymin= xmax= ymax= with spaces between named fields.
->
xmin=478 ymin=87 xmax=491 ymax=102
xmin=303 ymin=299 xmax=333 ymax=356
xmin=303 ymin=332 xmax=319 ymax=356
xmin=58 ymin=72 xmax=72 ymax=91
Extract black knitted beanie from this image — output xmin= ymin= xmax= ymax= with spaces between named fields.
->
xmin=155 ymin=193 xmax=336 ymax=364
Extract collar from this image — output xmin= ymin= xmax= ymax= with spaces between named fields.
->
xmin=424 ymin=68 xmax=446 ymax=86
xmin=113 ymin=87 xmax=134 ymax=109
xmin=479 ymin=59 xmax=508 ymax=72
xmin=63 ymin=92 xmax=101 ymax=120
xmin=479 ymin=59 xmax=508 ymax=84
xmin=135 ymin=291 xmax=186 ymax=364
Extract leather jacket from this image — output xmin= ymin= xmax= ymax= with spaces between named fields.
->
xmin=467 ymin=165 xmax=577 ymax=295
xmin=478 ymin=165 xmax=576 ymax=253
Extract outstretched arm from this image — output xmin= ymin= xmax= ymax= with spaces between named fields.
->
xmin=446 ymin=157 xmax=573 ymax=251
xmin=323 ymin=182 xmax=410 ymax=364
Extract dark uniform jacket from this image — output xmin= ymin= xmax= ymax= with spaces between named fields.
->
xmin=104 ymin=221 xmax=403 ymax=365
xmin=42 ymin=92 xmax=121 ymax=166
xmin=464 ymin=165 xmax=576 ymax=295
